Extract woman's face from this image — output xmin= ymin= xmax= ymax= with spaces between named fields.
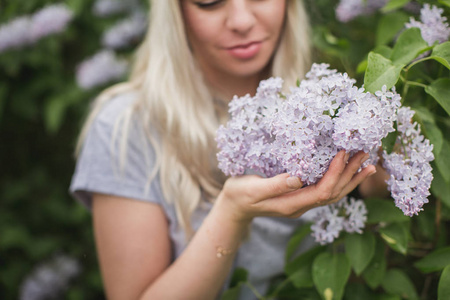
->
xmin=181 ymin=0 xmax=286 ymax=82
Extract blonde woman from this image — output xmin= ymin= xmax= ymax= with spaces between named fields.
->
xmin=71 ymin=0 xmax=377 ymax=299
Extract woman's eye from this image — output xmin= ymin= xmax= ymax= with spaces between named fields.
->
xmin=194 ymin=0 xmax=224 ymax=9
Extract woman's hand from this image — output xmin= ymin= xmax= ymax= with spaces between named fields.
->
xmin=216 ymin=150 xmax=377 ymax=224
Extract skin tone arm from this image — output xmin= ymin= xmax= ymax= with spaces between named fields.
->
xmin=93 ymin=150 xmax=376 ymax=300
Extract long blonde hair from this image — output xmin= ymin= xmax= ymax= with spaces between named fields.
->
xmin=77 ymin=0 xmax=311 ymax=237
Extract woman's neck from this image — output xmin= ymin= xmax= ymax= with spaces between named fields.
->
xmin=206 ymin=66 xmax=271 ymax=102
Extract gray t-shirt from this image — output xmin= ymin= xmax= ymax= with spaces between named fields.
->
xmin=70 ymin=92 xmax=316 ymax=299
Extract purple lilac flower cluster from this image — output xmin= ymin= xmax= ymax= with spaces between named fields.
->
xmin=19 ymin=254 xmax=81 ymax=300
xmin=405 ymin=4 xmax=450 ymax=46
xmin=216 ymin=77 xmax=286 ymax=177
xmin=75 ymin=0 xmax=147 ymax=89
xmin=76 ymin=50 xmax=128 ymax=90
xmin=311 ymin=196 xmax=367 ymax=245
xmin=0 ymin=4 xmax=73 ymax=53
xmin=335 ymin=0 xmax=388 ymax=23
xmin=217 ymin=63 xmax=401 ymax=185
xmin=102 ymin=12 xmax=147 ymax=50
xmin=382 ymin=107 xmax=434 ymax=216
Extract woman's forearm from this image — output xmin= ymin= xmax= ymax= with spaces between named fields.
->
xmin=140 ymin=199 xmax=249 ymax=300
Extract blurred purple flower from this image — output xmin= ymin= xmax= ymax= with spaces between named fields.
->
xmin=0 ymin=16 xmax=32 ymax=53
xmin=30 ymin=4 xmax=74 ymax=42
xmin=336 ymin=0 xmax=388 ymax=23
xmin=0 ymin=4 xmax=73 ymax=53
xmin=19 ymin=254 xmax=81 ymax=300
xmin=76 ymin=50 xmax=128 ymax=90
xmin=405 ymin=4 xmax=450 ymax=46
xmin=102 ymin=12 xmax=147 ymax=49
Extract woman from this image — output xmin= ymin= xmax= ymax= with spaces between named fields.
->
xmin=71 ymin=0 xmax=377 ymax=299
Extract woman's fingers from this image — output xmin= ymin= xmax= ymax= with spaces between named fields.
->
xmin=252 ymin=173 xmax=303 ymax=200
xmin=224 ymin=173 xmax=303 ymax=203
xmin=331 ymin=151 xmax=370 ymax=195
xmin=313 ymin=150 xmax=348 ymax=201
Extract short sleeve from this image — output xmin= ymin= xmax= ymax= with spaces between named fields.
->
xmin=70 ymin=93 xmax=164 ymax=209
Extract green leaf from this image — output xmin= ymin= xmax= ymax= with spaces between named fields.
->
xmin=364 ymin=52 xmax=404 ymax=93
xmin=425 ymin=78 xmax=450 ymax=116
xmin=381 ymin=269 xmax=419 ymax=300
xmin=286 ymin=246 xmax=325 ymax=288
xmin=374 ymin=45 xmax=393 ymax=58
xmin=435 ymin=141 xmax=450 ymax=182
xmin=286 ymin=225 xmax=312 ymax=262
xmin=390 ymin=28 xmax=429 ymax=65
xmin=376 ymin=12 xmax=409 ymax=46
xmin=220 ymin=284 xmax=243 ymax=300
xmin=344 ymin=283 xmax=373 ymax=300
xmin=365 ymin=198 xmax=409 ymax=224
xmin=345 ymin=231 xmax=376 ymax=275
xmin=44 ymin=97 xmax=68 ymax=134
xmin=363 ymin=238 xmax=387 ymax=289
xmin=381 ymin=0 xmax=410 ymax=12
xmin=439 ymin=0 xmax=450 ymax=8
xmin=431 ymin=165 xmax=450 ymax=208
xmin=430 ymin=42 xmax=450 ymax=70
xmin=381 ymin=130 xmax=398 ymax=154
xmin=312 ymin=252 xmax=351 ymax=300
xmin=414 ymin=247 xmax=450 ymax=273
xmin=379 ymin=222 xmax=410 ymax=255
xmin=221 ymin=268 xmax=248 ymax=300
xmin=229 ymin=268 xmax=248 ymax=288
xmin=438 ymin=265 xmax=450 ymax=300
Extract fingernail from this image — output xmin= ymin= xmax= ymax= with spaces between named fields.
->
xmin=369 ymin=169 xmax=377 ymax=176
xmin=344 ymin=152 xmax=350 ymax=163
xmin=287 ymin=177 xmax=302 ymax=189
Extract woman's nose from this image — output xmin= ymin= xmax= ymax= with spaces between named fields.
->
xmin=225 ymin=1 xmax=256 ymax=34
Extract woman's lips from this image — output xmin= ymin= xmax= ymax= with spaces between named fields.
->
xmin=226 ymin=42 xmax=262 ymax=60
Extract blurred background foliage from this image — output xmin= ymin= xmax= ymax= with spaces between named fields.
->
xmin=0 ymin=0 xmax=448 ymax=299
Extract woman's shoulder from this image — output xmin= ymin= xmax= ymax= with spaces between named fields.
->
xmin=95 ymin=89 xmax=139 ymax=127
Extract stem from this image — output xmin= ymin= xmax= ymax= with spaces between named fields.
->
xmin=404 ymin=56 xmax=434 ymax=72
xmin=403 ymin=80 xmax=428 ymax=89
xmin=245 ymin=281 xmax=266 ymax=300
xmin=267 ymin=278 xmax=291 ymax=299
xmin=420 ymin=275 xmax=432 ymax=300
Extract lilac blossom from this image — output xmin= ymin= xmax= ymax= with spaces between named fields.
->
xmin=0 ymin=16 xmax=32 ymax=53
xmin=216 ymin=64 xmax=434 ymax=217
xmin=0 ymin=4 xmax=73 ymax=53
xmin=19 ymin=254 xmax=81 ymax=300
xmin=29 ymin=4 xmax=74 ymax=42
xmin=102 ymin=12 xmax=147 ymax=49
xmin=269 ymin=64 xmax=400 ymax=185
xmin=335 ymin=0 xmax=388 ymax=23
xmin=76 ymin=50 xmax=128 ymax=90
xmin=382 ymin=107 xmax=434 ymax=217
xmin=216 ymin=77 xmax=285 ymax=177
xmin=311 ymin=196 xmax=367 ymax=245
xmin=216 ymin=63 xmax=400 ymax=185
xmin=405 ymin=4 xmax=450 ymax=46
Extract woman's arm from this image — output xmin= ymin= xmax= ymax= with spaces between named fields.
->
xmin=93 ymin=150 xmax=376 ymax=300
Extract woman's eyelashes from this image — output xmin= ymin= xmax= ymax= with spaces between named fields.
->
xmin=194 ymin=0 xmax=224 ymax=9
